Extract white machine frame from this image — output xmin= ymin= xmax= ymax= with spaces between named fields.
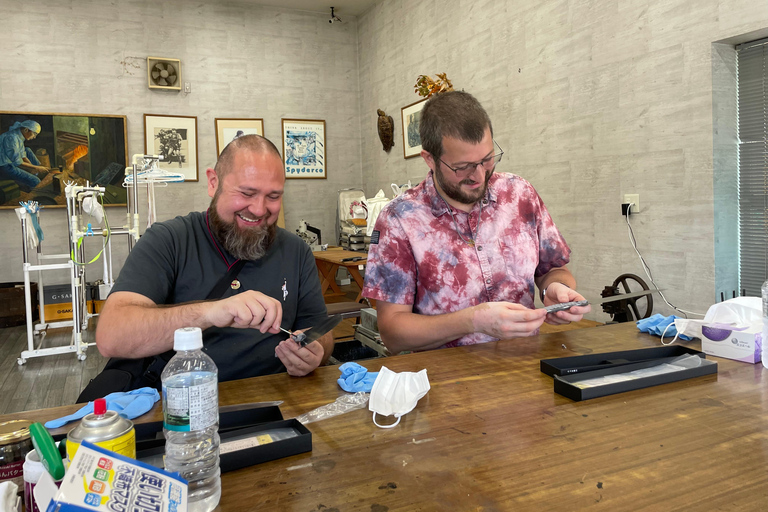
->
xmin=16 ymin=155 xmax=164 ymax=365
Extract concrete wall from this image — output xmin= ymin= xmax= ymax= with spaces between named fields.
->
xmin=4 ymin=0 xmax=767 ymax=323
xmin=357 ymin=0 xmax=768 ymax=321
xmin=0 ymin=0 xmax=362 ymax=283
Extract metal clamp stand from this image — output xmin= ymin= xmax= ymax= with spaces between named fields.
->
xmin=124 ymin=154 xmax=148 ymax=249
xmin=122 ymin=153 xmax=183 ymax=245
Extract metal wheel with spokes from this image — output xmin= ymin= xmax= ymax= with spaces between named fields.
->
xmin=612 ymin=273 xmax=653 ymax=321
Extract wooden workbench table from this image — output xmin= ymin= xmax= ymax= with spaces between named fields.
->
xmin=7 ymin=323 xmax=768 ymax=510
xmin=313 ymin=249 xmax=367 ymax=302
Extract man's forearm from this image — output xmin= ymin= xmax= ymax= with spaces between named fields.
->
xmin=96 ymin=300 xmax=212 ymax=359
xmin=316 ymin=331 xmax=335 ymax=365
xmin=379 ymin=308 xmax=474 ymax=354
xmin=18 ymin=161 xmax=44 ymax=173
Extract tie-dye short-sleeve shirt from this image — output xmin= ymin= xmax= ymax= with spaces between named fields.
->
xmin=362 ymin=171 xmax=570 ymax=348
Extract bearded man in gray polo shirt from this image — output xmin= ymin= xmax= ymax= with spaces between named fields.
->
xmin=96 ymin=135 xmax=331 ymax=383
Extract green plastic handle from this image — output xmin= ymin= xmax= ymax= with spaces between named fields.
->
xmin=29 ymin=422 xmax=66 ymax=480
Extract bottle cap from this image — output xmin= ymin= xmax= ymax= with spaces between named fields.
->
xmin=94 ymin=398 xmax=107 ymax=415
xmin=174 ymin=327 xmax=203 ymax=351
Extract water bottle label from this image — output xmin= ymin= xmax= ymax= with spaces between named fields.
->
xmin=163 ymin=380 xmax=218 ymax=432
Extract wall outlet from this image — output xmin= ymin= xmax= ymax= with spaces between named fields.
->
xmin=623 ymin=194 xmax=640 ymax=214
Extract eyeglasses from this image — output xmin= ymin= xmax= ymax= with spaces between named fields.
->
xmin=438 ymin=140 xmax=504 ymax=178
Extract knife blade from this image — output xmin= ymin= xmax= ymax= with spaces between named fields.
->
xmin=283 ymin=315 xmax=343 ymax=347
xmin=592 ymin=288 xmax=659 ymax=304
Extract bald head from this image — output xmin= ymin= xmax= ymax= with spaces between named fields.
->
xmin=214 ymin=134 xmax=282 ymax=178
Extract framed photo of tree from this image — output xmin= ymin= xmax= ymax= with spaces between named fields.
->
xmin=144 ymin=114 xmax=198 ymax=181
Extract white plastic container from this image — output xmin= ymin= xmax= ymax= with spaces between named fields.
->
xmin=23 ymin=449 xmax=59 ymax=512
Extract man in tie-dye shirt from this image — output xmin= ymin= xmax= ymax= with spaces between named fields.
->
xmin=363 ymin=91 xmax=591 ymax=353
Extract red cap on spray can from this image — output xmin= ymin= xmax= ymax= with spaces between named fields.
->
xmin=93 ymin=398 xmax=107 ymax=415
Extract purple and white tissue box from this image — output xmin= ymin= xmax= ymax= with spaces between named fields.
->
xmin=701 ymin=325 xmax=761 ymax=364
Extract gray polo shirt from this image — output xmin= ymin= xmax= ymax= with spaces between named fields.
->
xmin=111 ymin=211 xmax=328 ymax=382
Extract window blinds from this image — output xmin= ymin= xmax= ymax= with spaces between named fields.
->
xmin=737 ymin=38 xmax=768 ymax=296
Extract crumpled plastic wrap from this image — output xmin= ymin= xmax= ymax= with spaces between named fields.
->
xmin=294 ymin=392 xmax=369 ymax=424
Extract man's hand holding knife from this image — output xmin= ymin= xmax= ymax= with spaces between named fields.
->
xmin=275 ymin=315 xmax=342 ymax=376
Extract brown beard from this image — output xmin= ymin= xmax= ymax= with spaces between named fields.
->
xmin=208 ymin=193 xmax=277 ymax=261
xmin=433 ymin=162 xmax=493 ymax=205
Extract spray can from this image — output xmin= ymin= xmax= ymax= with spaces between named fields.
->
xmin=66 ymin=398 xmax=135 ymax=460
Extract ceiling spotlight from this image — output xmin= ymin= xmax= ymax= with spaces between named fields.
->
xmin=329 ymin=6 xmax=342 ymax=23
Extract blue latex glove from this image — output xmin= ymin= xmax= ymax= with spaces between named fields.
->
xmin=636 ymin=314 xmax=692 ymax=341
xmin=44 ymin=387 xmax=160 ymax=428
xmin=28 ymin=210 xmax=44 ymax=243
xmin=337 ymin=362 xmax=378 ymax=393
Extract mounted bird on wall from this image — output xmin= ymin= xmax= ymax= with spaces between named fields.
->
xmin=377 ymin=109 xmax=395 ymax=152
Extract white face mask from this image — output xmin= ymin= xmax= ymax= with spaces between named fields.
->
xmin=368 ymin=366 xmax=430 ymax=429
xmin=672 ymin=318 xmax=704 ymax=341
xmin=668 ymin=297 xmax=761 ymax=344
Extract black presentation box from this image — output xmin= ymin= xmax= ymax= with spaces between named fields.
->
xmin=134 ymin=404 xmax=312 ymax=473
xmin=54 ymin=404 xmax=312 ymax=473
xmin=133 ymin=402 xmax=285 ymax=441
xmin=541 ymin=346 xmax=718 ymax=401
xmin=540 ymin=345 xmax=706 ymax=377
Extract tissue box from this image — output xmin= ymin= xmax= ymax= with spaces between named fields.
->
xmin=696 ymin=297 xmax=763 ymax=364
xmin=701 ymin=327 xmax=762 ymax=364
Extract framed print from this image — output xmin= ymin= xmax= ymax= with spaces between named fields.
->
xmin=214 ymin=118 xmax=264 ymax=156
xmin=0 ymin=111 xmax=128 ymax=208
xmin=282 ymin=119 xmax=326 ymax=179
xmin=401 ymin=98 xmax=427 ymax=159
xmin=144 ymin=114 xmax=198 ymax=181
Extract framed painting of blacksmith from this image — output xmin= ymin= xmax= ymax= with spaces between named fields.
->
xmin=0 ymin=112 xmax=128 ymax=208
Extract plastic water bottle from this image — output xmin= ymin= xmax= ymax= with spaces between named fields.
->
xmin=162 ymin=327 xmax=221 ymax=512
xmin=762 ymin=280 xmax=768 ymax=369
